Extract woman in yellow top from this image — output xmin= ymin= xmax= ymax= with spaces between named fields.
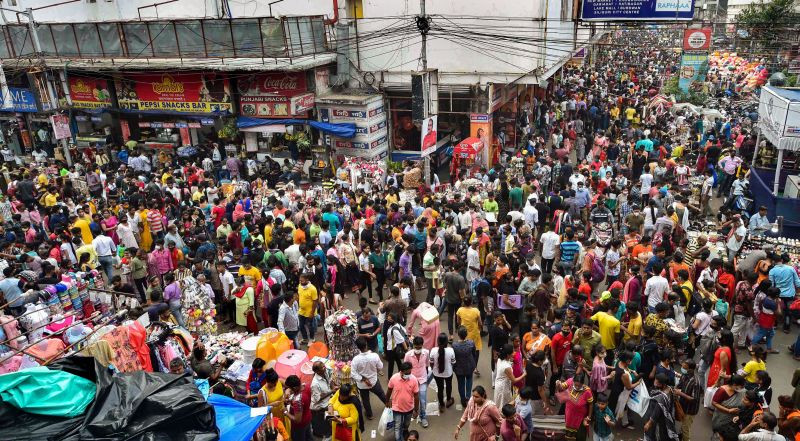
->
xmin=742 ymin=346 xmax=767 ymax=385
xmin=137 ymin=205 xmax=153 ymax=252
xmin=328 ymin=384 xmax=360 ymax=441
xmin=258 ymin=369 xmax=287 ymax=428
xmin=456 ymin=296 xmax=483 ymax=375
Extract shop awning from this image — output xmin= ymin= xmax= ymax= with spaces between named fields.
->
xmin=236 ymin=116 xmax=356 ymax=138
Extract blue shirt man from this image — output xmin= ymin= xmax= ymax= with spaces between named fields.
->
xmin=769 ymin=258 xmax=800 ymax=299
xmin=0 ymin=277 xmax=23 ymax=307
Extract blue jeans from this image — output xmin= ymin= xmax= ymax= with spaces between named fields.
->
xmin=418 ymin=379 xmax=429 ymax=419
xmin=456 ymin=374 xmax=473 ymax=406
xmin=168 ymin=299 xmax=185 ymax=327
xmin=298 ymin=315 xmax=317 ymax=341
xmin=97 ymin=255 xmax=114 ymax=282
xmin=285 ymin=330 xmax=299 ymax=348
xmin=393 ymin=410 xmax=413 ymax=441
xmin=752 ymin=326 xmax=774 ymax=350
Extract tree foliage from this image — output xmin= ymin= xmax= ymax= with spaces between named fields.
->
xmin=735 ymin=0 xmax=800 ymax=49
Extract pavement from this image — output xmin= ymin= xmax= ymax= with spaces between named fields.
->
xmin=334 ymin=288 xmax=800 ymax=441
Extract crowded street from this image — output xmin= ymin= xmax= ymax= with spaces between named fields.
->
xmin=0 ymin=1 xmax=799 ymax=441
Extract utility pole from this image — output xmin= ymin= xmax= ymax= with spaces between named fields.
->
xmin=420 ymin=0 xmax=427 ymax=70
xmin=417 ymin=0 xmax=432 ymax=185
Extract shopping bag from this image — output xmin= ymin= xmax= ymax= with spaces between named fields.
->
xmin=704 ymin=386 xmax=719 ymax=409
xmin=425 ymin=401 xmax=440 ymax=416
xmin=377 ymin=408 xmax=394 ymax=438
xmin=615 ymin=388 xmax=633 ymax=420
xmin=531 ymin=415 xmax=566 ymax=441
xmin=626 ymin=381 xmax=650 ymax=417
xmin=335 ymin=424 xmax=353 ymax=441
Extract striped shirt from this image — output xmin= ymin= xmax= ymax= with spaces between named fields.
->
xmin=147 ymin=210 xmax=164 ymax=233
xmin=559 ymin=241 xmax=581 ymax=264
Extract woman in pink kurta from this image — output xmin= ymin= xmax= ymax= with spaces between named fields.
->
xmin=455 ymin=385 xmax=502 ymax=441
xmin=406 ymin=303 xmax=440 ymax=350
xmin=557 ymin=373 xmax=594 ymax=441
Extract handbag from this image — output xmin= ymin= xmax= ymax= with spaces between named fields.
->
xmin=674 ymin=394 xmax=686 ymax=422
xmin=335 ymin=423 xmax=353 ymax=441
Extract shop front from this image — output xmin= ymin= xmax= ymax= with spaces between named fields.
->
xmin=236 ymin=72 xmax=316 ymax=160
xmin=318 ymin=93 xmax=388 ymax=162
xmin=115 ymin=72 xmax=234 ymax=151
xmin=0 ymin=87 xmax=39 ymax=157
xmin=65 ymin=75 xmax=114 ymax=147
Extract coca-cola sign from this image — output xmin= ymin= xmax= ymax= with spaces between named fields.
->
xmin=238 ymin=72 xmax=310 ymax=118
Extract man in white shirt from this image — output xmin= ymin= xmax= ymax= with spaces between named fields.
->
xmin=350 ymin=337 xmax=386 ymax=420
xmin=92 ymin=232 xmax=117 ymax=283
xmin=466 ymin=240 xmax=481 ymax=283
xmin=644 ymin=262 xmax=670 ymax=313
xmin=726 ymin=215 xmax=748 ymax=263
xmin=523 ymin=197 xmax=538 ymax=228
xmin=569 ymin=172 xmax=586 ymax=191
xmin=539 ymin=228 xmax=560 ymax=274
xmin=737 ymin=411 xmax=785 ymax=441
xmin=640 ymin=171 xmax=654 ymax=202
xmin=215 ymin=261 xmax=236 ymax=322
xmin=458 ymin=207 xmax=473 ymax=235
xmin=196 ymin=274 xmax=215 ymax=302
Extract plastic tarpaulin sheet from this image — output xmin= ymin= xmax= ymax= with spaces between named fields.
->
xmin=209 ymin=394 xmax=265 ymax=441
xmin=0 ymin=366 xmax=96 ymax=417
xmin=0 ymin=356 xmax=219 ymax=441
xmin=236 ymin=116 xmax=357 ymax=138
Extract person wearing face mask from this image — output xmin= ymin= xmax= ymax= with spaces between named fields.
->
xmin=556 ymin=371 xmax=594 ymax=441
xmin=310 ymin=362 xmax=334 ymax=439
xmin=675 ymin=359 xmax=700 ymax=441
xmin=711 ymin=375 xmax=746 ymax=435
xmin=454 ymin=385 xmax=503 ymax=441
xmin=350 ymin=337 xmax=386 ymax=421
xmin=403 ymin=336 xmax=431 ymax=427
xmin=386 ymin=362 xmax=420 ymax=441
xmin=328 ymin=384 xmax=363 ymax=441
xmin=644 ymin=373 xmax=681 ymax=441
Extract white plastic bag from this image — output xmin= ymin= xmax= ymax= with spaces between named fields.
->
xmin=377 ymin=408 xmax=394 ymax=438
xmin=425 ymin=401 xmax=440 ymax=416
xmin=626 ymin=381 xmax=650 ymax=417
xmin=704 ymin=386 xmax=719 ymax=409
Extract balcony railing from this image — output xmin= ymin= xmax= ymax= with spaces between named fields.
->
xmin=0 ymin=16 xmax=330 ymax=60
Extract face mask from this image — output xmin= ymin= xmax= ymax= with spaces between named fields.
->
xmin=414 ymin=349 xmax=422 ymax=355
xmin=680 ymin=367 xmax=688 ymax=375
xmin=402 ymin=374 xmax=412 ymax=381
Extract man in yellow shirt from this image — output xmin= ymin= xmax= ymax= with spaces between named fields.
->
xmin=591 ymin=300 xmax=621 ymax=362
xmin=297 ymin=273 xmax=318 ymax=345
xmin=263 ymin=218 xmax=274 ymax=247
xmin=74 ymin=237 xmax=97 ymax=267
xmin=237 ymin=257 xmax=262 ymax=285
xmin=70 ymin=213 xmax=94 ymax=244
xmin=42 ymin=186 xmax=59 ymax=207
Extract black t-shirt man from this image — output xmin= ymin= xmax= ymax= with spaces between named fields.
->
xmin=525 ymin=361 xmax=546 ymax=400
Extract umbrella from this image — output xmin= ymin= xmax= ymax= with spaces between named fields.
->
xmin=453 ymin=137 xmax=484 ymax=158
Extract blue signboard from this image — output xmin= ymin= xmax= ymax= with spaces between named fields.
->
xmin=0 ymin=88 xmax=38 ymax=113
xmin=678 ymin=52 xmax=709 ymax=93
xmin=581 ymin=0 xmax=694 ymax=21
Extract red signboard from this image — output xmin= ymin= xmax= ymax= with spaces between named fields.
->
xmin=237 ymin=72 xmax=311 ymax=118
xmin=68 ymin=76 xmax=112 ymax=109
xmin=116 ymin=73 xmax=232 ymax=114
xmin=683 ymin=28 xmax=712 ymax=51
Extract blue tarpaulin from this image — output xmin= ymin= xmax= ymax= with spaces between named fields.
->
xmin=237 ymin=116 xmax=357 ymax=138
xmin=209 ymin=394 xmax=266 ymax=441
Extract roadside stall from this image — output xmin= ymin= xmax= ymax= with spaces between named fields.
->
xmin=64 ymin=76 xmax=114 ymax=148
xmin=450 ymin=137 xmax=486 ymax=178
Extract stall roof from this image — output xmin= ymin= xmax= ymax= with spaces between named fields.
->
xmin=8 ymin=55 xmax=335 ymax=72
xmin=771 ymin=87 xmax=800 ymax=102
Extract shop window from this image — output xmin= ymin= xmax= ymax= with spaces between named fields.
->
xmin=202 ymin=20 xmax=234 ymax=58
xmin=97 ymin=23 xmax=123 ymax=56
xmin=175 ymin=21 xmax=206 ymax=57
xmin=75 ymin=23 xmax=103 ymax=57
xmin=8 ymin=25 xmax=34 ymax=56
xmin=150 ymin=21 xmax=179 ymax=57
xmin=348 ymin=0 xmax=364 ymax=19
xmin=261 ymin=18 xmax=286 ymax=57
xmin=36 ymin=25 xmax=56 ymax=56
xmin=50 ymin=24 xmax=78 ymax=56
xmin=122 ymin=23 xmax=152 ymax=57
xmin=231 ymin=18 xmax=261 ymax=57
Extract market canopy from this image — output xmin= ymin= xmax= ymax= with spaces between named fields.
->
xmin=454 ymin=137 xmax=485 ymax=158
xmin=236 ymin=116 xmax=357 ymax=138
xmin=757 ymin=85 xmax=800 ymax=152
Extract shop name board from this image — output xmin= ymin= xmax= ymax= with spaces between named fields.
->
xmin=355 ymin=120 xmax=387 ymax=135
xmin=68 ymin=76 xmax=112 ymax=109
xmin=0 ymin=87 xmax=37 ymax=112
xmin=683 ymin=29 xmax=711 ymax=51
xmin=116 ymin=73 xmax=232 ymax=115
xmin=328 ymin=106 xmax=385 ymax=121
xmin=75 ymin=115 xmax=102 ymax=122
xmin=470 ymin=113 xmax=490 ymax=122
xmin=582 ymin=0 xmax=694 ymax=20
xmin=335 ymin=135 xmax=388 ymax=150
xmin=238 ymin=72 xmax=309 ymax=118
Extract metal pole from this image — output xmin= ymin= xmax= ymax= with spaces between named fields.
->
xmin=773 ymin=148 xmax=783 ymax=196
xmin=419 ymin=0 xmax=431 ymax=185
xmin=751 ymin=129 xmax=760 ymax=168
xmin=420 ymin=0 xmax=427 ymax=70
xmin=0 ymin=61 xmax=14 ymax=111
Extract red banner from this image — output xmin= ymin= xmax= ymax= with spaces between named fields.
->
xmin=69 ymin=76 xmax=112 ymax=109
xmin=116 ymin=73 xmax=232 ymax=114
xmin=237 ymin=72 xmax=311 ymax=118
xmin=683 ymin=28 xmax=711 ymax=51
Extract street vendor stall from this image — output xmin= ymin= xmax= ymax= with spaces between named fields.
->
xmin=450 ymin=137 xmax=485 ymax=178
xmin=750 ymin=86 xmax=800 ymax=237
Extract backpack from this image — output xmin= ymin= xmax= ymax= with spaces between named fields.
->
xmin=590 ymin=253 xmax=605 ymax=283
xmin=714 ymin=299 xmax=729 ymax=318
xmin=470 ymin=277 xmax=491 ymax=301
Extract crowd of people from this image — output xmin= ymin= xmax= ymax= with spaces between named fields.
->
xmin=0 ymin=29 xmax=799 ymax=441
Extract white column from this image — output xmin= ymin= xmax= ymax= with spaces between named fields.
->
xmin=774 ymin=148 xmax=784 ymax=196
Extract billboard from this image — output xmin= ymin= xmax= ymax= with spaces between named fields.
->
xmin=683 ymin=28 xmax=712 ymax=51
xmin=678 ymin=52 xmax=709 ymax=93
xmin=237 ymin=72 xmax=312 ymax=118
xmin=420 ymin=115 xmax=438 ymax=157
xmin=0 ymin=87 xmax=38 ymax=112
xmin=115 ymin=73 xmax=232 ymax=114
xmin=67 ymin=76 xmax=112 ymax=109
xmin=582 ymin=0 xmax=694 ymax=21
